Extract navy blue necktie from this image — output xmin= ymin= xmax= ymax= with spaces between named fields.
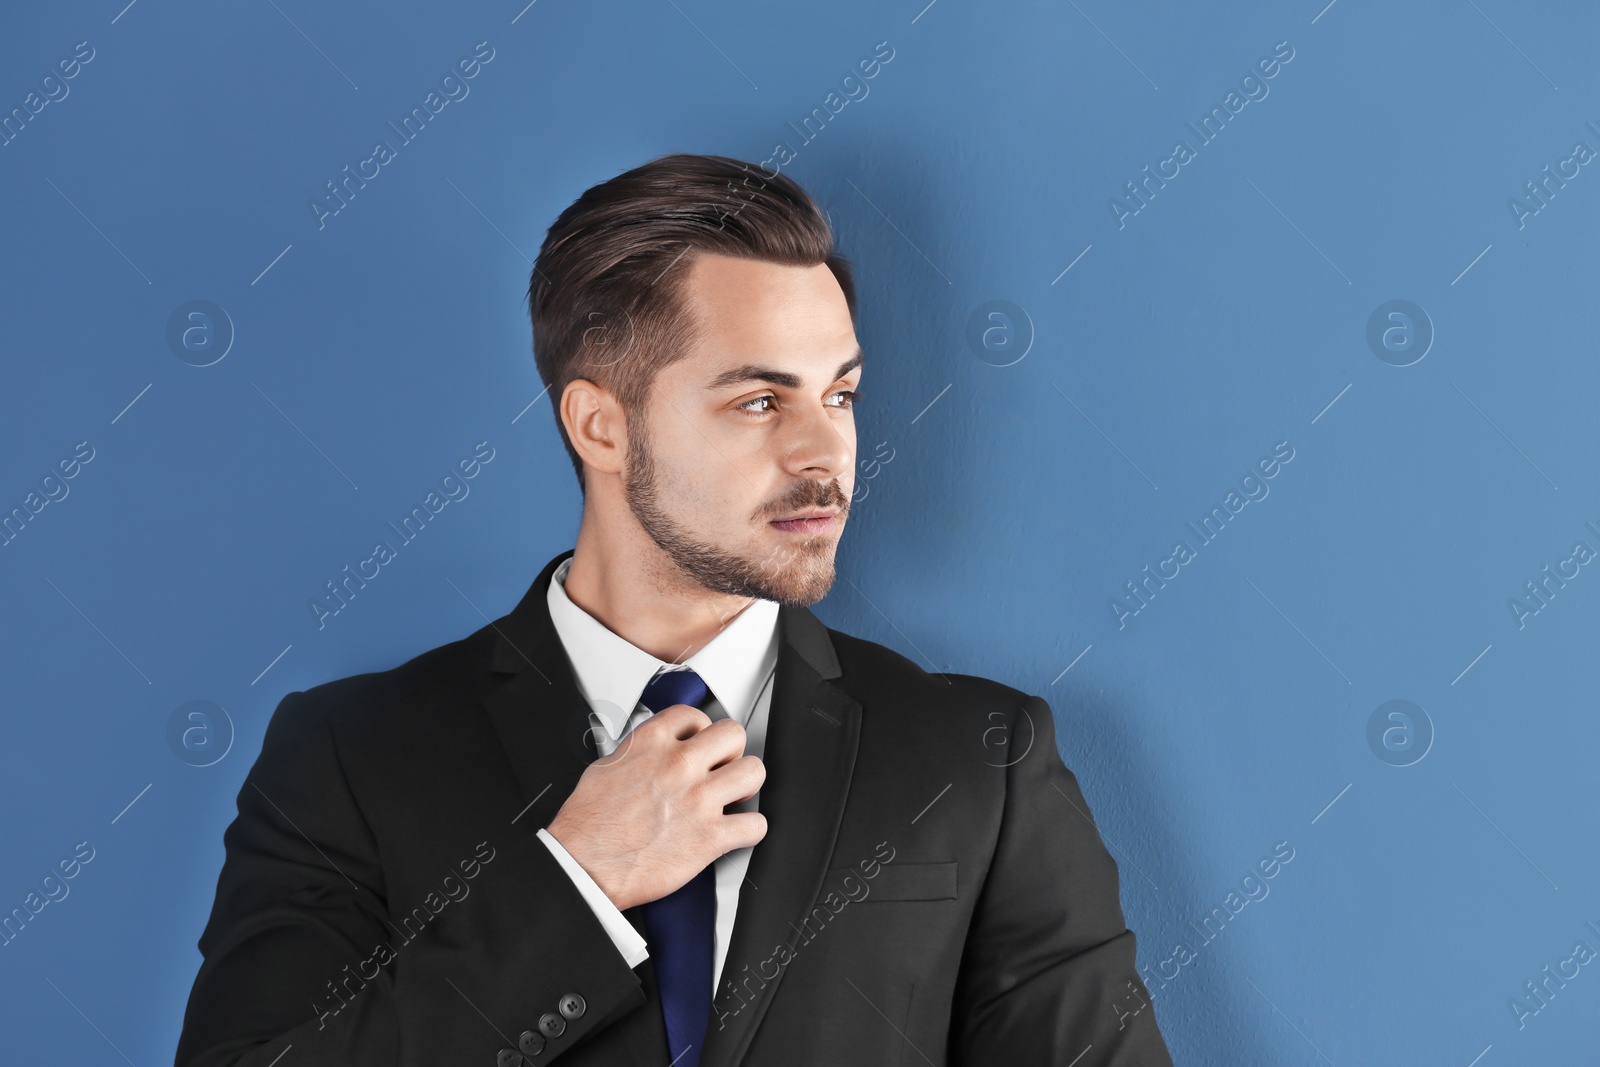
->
xmin=636 ymin=668 xmax=717 ymax=1067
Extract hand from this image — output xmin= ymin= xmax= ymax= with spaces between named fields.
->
xmin=545 ymin=704 xmax=767 ymax=912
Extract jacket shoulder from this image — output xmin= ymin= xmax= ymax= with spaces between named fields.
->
xmin=276 ymin=622 xmax=499 ymax=729
xmin=824 ymin=626 xmax=1037 ymax=710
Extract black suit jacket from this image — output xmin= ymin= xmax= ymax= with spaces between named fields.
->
xmin=176 ymin=548 xmax=1174 ymax=1066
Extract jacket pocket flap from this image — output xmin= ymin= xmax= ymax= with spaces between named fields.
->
xmin=825 ymin=860 xmax=958 ymax=902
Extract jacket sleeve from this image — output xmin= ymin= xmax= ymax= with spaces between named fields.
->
xmin=175 ymin=689 xmax=649 ymax=1067
xmin=536 ymin=828 xmax=650 ymax=968
xmin=948 ymin=694 xmax=1175 ymax=1066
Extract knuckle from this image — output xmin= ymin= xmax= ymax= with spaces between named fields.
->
xmin=664 ymin=744 xmax=694 ymax=775
xmin=716 ymin=719 xmax=748 ymax=753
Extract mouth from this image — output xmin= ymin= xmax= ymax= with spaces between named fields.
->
xmin=769 ymin=509 xmax=840 ymax=535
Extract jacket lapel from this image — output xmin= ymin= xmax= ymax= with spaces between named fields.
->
xmin=479 ymin=548 xmax=595 ymax=830
xmin=478 ymin=548 xmax=673 ymax=1061
xmin=698 ymin=600 xmax=861 ymax=1067
xmin=478 ymin=548 xmax=861 ymax=1067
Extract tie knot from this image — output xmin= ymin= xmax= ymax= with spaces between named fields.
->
xmin=639 ymin=668 xmax=710 ymax=715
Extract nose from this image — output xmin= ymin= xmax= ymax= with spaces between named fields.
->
xmin=780 ymin=398 xmax=853 ymax=481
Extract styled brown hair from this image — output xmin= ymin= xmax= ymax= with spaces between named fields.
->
xmin=528 ymin=153 xmax=856 ymax=494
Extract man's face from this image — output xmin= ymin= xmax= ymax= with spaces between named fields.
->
xmin=623 ymin=252 xmax=859 ymax=607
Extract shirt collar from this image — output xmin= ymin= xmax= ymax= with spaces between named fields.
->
xmin=545 ymin=555 xmax=780 ymax=743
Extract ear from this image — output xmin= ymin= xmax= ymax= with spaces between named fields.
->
xmin=560 ymin=378 xmax=628 ymax=478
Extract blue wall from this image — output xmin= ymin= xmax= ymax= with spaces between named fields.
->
xmin=3 ymin=0 xmax=1597 ymax=1062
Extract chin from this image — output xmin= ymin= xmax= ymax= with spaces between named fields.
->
xmin=767 ymin=565 xmax=837 ymax=607
xmin=741 ymin=534 xmax=840 ymax=606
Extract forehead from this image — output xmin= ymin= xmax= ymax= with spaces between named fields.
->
xmin=674 ymin=253 xmax=857 ymax=379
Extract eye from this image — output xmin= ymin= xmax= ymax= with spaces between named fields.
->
xmin=830 ymin=389 xmax=861 ymax=409
xmin=735 ymin=390 xmax=861 ymax=417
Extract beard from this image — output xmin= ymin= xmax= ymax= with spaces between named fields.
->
xmin=621 ymin=418 xmax=847 ymax=607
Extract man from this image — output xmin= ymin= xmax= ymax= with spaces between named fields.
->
xmin=176 ymin=153 xmax=1174 ymax=1066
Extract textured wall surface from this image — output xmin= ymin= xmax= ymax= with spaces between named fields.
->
xmin=2 ymin=0 xmax=1597 ymax=1062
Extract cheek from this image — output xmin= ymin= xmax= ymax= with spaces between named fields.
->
xmin=645 ymin=405 xmax=769 ymax=522
xmin=654 ymin=442 xmax=739 ymax=515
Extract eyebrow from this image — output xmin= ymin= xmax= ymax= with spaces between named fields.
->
xmin=705 ymin=348 xmax=863 ymax=391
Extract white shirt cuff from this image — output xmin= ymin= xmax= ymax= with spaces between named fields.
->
xmin=537 ymin=827 xmax=650 ymax=969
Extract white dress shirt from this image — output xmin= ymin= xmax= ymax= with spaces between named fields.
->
xmin=536 ymin=555 xmax=780 ymax=997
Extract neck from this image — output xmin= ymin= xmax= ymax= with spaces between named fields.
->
xmin=563 ymin=509 xmax=757 ymax=665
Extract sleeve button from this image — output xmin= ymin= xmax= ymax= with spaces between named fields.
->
xmin=538 ymin=1011 xmax=566 ymax=1038
xmin=558 ymin=993 xmax=586 ymax=1020
xmin=519 ymin=1029 xmax=545 ymax=1057
xmin=496 ymin=1049 xmax=524 ymax=1067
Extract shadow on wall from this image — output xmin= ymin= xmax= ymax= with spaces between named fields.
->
xmin=773 ymin=133 xmax=1250 ymax=1062
xmin=1053 ymin=680 xmax=1249 ymax=1064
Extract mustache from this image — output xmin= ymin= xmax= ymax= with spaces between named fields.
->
xmin=767 ymin=480 xmax=849 ymax=518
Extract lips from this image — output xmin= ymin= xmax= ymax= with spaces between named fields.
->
xmin=772 ymin=510 xmax=837 ymax=523
xmin=770 ymin=511 xmax=838 ymax=533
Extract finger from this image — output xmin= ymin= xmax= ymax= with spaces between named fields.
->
xmin=716 ymin=810 xmax=768 ymax=853
xmin=678 ymin=717 xmax=748 ymax=769
xmin=638 ymin=703 xmax=713 ymax=741
xmin=702 ymin=754 xmax=765 ymax=806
